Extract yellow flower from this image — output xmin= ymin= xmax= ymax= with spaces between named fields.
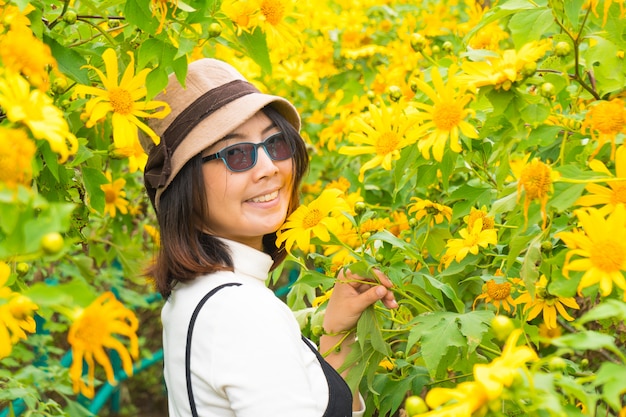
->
xmin=276 ymin=188 xmax=349 ymax=253
xmin=253 ymin=0 xmax=302 ymax=48
xmin=558 ymin=205 xmax=626 ymax=300
xmin=67 ymin=292 xmax=139 ymax=398
xmin=473 ymin=277 xmax=518 ymax=314
xmin=0 ymin=262 xmax=39 ymax=359
xmin=0 ymin=127 xmax=36 ymax=188
xmin=101 ymin=172 xmax=129 ymax=217
xmin=312 ymin=288 xmax=333 ymax=307
xmin=74 ymin=48 xmax=170 ymax=150
xmin=423 ymin=380 xmax=488 ymax=417
xmin=0 ymin=1 xmax=34 ymax=31
xmin=150 ymin=0 xmax=178 ymax=34
xmin=461 ymin=40 xmax=552 ymax=91
xmin=339 ymin=101 xmax=420 ymax=181
xmin=0 ymin=69 xmax=78 ymax=162
xmin=473 ymin=329 xmax=538 ymax=399
xmin=222 ymin=0 xmax=258 ymax=34
xmin=144 ymin=224 xmax=161 ymax=246
xmin=389 ymin=210 xmax=410 ymax=237
xmin=442 ymin=216 xmax=498 ymax=268
xmin=581 ymin=99 xmax=626 ymax=160
xmin=584 ymin=0 xmax=626 ymax=26
xmin=421 ymin=329 xmax=537 ymax=417
xmin=515 ymin=275 xmax=580 ymax=329
xmin=538 ymin=322 xmax=562 ymax=345
xmin=516 ymin=157 xmax=557 ymax=229
xmin=465 ymin=206 xmax=495 ymax=230
xmin=412 ymin=64 xmax=478 ymax=162
xmin=576 ymin=144 xmax=626 ymax=215
xmin=0 ymin=24 xmax=57 ymax=89
xmin=378 ymin=357 xmax=395 ymax=371
xmin=111 ymin=134 xmax=149 ymax=173
xmin=407 ymin=197 xmax=453 ymax=226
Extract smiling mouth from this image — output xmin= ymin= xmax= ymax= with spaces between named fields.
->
xmin=249 ymin=190 xmax=279 ymax=203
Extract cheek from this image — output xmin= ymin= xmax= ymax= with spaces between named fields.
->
xmin=202 ymin=165 xmax=229 ymax=205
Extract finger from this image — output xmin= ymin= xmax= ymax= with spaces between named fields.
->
xmin=351 ymin=285 xmax=391 ymax=311
xmin=381 ymin=291 xmax=398 ymax=309
xmin=372 ymin=269 xmax=393 ymax=288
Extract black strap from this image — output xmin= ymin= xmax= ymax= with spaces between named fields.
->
xmin=185 ymin=282 xmax=241 ymax=417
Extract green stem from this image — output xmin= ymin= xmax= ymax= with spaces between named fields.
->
xmin=77 ymin=17 xmax=118 ymax=46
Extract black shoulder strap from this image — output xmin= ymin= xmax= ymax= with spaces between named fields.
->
xmin=186 ymin=282 xmax=242 ymax=417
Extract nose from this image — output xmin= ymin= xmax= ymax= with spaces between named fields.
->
xmin=252 ymin=144 xmax=279 ymax=178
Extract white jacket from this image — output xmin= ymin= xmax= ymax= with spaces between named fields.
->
xmin=161 ymin=238 xmax=365 ymax=417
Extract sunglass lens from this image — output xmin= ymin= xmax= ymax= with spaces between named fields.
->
xmin=266 ymin=134 xmax=293 ymax=160
xmin=225 ymin=144 xmax=255 ymax=171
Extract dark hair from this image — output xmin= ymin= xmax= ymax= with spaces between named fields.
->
xmin=146 ymin=106 xmax=309 ymax=298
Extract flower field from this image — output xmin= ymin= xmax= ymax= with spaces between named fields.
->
xmin=1 ymin=0 xmax=626 ymax=416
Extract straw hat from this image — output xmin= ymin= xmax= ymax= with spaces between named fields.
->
xmin=142 ymin=58 xmax=301 ymax=210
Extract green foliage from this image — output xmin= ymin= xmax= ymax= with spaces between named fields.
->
xmin=2 ymin=0 xmax=626 ymax=416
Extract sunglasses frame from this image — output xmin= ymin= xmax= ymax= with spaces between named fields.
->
xmin=201 ymin=132 xmax=294 ymax=172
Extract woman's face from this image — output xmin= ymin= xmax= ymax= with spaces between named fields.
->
xmin=200 ymin=111 xmax=294 ymax=250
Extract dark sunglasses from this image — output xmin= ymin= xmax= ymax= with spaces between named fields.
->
xmin=201 ymin=132 xmax=295 ymax=172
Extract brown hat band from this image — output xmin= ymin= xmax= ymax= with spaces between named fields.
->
xmin=144 ymin=79 xmax=260 ymax=193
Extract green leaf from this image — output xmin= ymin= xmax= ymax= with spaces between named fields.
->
xmin=424 ymin=274 xmax=465 ymax=313
xmin=577 ymin=299 xmax=626 ymax=325
xmin=408 ymin=312 xmax=467 ymax=376
xmin=520 ymin=233 xmax=542 ymax=297
xmin=458 ymin=310 xmax=493 ymax=353
xmin=551 ymin=330 xmax=616 ymax=351
xmin=549 ymin=181 xmax=586 ymax=213
xmin=124 ymin=0 xmax=160 ymax=34
xmin=24 ymin=280 xmax=97 ymax=308
xmin=42 ymin=34 xmax=90 ymax=84
xmin=237 ymin=27 xmax=272 ymax=75
xmin=519 ymin=102 xmax=550 ymax=126
xmin=595 ymin=363 xmax=626 ymax=411
xmin=508 ymin=8 xmax=555 ymax=46
xmin=357 ymin=307 xmax=390 ymax=355
xmin=81 ymin=167 xmax=108 ymax=213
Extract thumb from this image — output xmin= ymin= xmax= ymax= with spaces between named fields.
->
xmin=354 ymin=285 xmax=387 ymax=311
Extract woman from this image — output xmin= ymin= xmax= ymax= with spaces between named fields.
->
xmin=142 ymin=58 xmax=397 ymax=417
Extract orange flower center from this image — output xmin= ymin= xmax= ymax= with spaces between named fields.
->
xmin=610 ymin=183 xmax=626 ymax=205
xmin=486 ymin=280 xmax=512 ymax=300
xmin=590 ymin=100 xmax=626 ymax=135
xmin=73 ymin=313 xmax=107 ymax=346
xmin=520 ymin=160 xmax=552 ymax=200
xmin=375 ymin=131 xmax=400 ymax=155
xmin=590 ymin=239 xmax=626 ymax=272
xmin=303 ymin=208 xmax=323 ymax=229
xmin=260 ymin=0 xmax=285 ymax=26
xmin=108 ymin=87 xmax=134 ymax=115
xmin=104 ymin=187 xmax=119 ymax=204
xmin=432 ymin=101 xmax=462 ymax=131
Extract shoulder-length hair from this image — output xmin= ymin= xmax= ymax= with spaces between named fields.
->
xmin=147 ymin=106 xmax=309 ymax=298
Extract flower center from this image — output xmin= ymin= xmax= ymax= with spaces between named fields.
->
xmin=520 ymin=160 xmax=552 ymax=200
xmin=108 ymin=87 xmax=134 ymax=115
xmin=375 ymin=131 xmax=400 ymax=155
xmin=302 ymin=208 xmax=323 ymax=229
xmin=260 ymin=0 xmax=285 ymax=26
xmin=610 ymin=183 xmax=626 ymax=205
xmin=432 ymin=101 xmax=462 ymax=131
xmin=592 ymin=101 xmax=625 ymax=134
xmin=74 ymin=313 xmax=107 ymax=346
xmin=590 ymin=239 xmax=626 ymax=272
xmin=104 ymin=188 xmax=119 ymax=204
xmin=486 ymin=280 xmax=512 ymax=300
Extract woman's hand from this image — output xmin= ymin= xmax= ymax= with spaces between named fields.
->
xmin=323 ymin=268 xmax=398 ymax=334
